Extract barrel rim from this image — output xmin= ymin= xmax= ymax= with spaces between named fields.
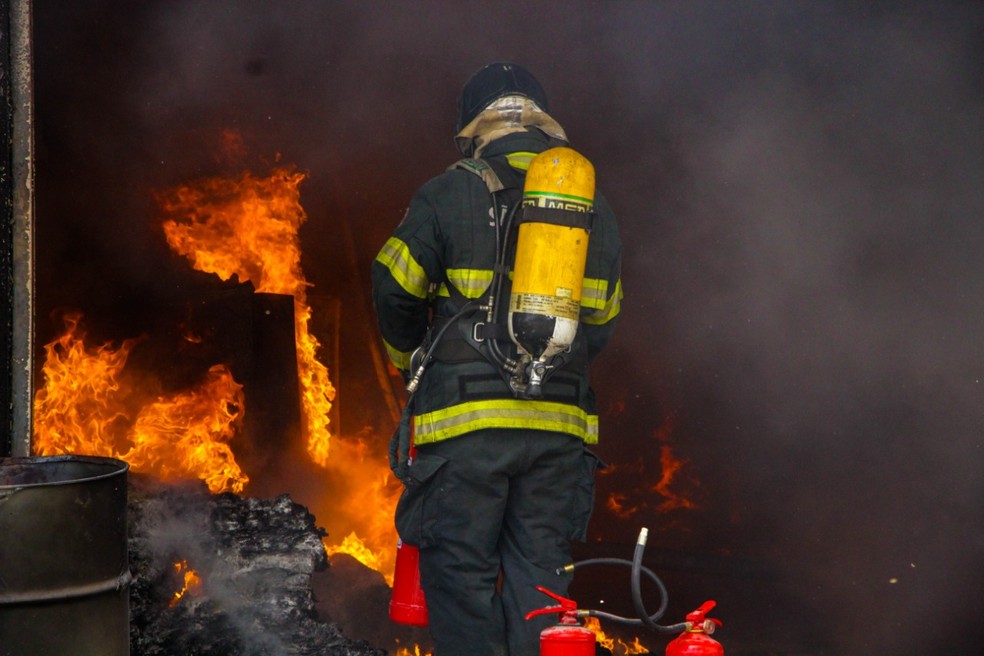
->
xmin=0 ymin=455 xmax=130 ymax=489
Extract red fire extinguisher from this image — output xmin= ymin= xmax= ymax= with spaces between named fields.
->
xmin=389 ymin=537 xmax=428 ymax=625
xmin=389 ymin=440 xmax=428 ymax=626
xmin=665 ymin=600 xmax=724 ymax=656
xmin=524 ymin=586 xmax=596 ymax=656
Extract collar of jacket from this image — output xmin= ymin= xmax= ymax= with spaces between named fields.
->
xmin=478 ymin=129 xmax=564 ymax=161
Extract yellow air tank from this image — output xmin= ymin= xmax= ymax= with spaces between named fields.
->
xmin=509 ymin=147 xmax=595 ymax=383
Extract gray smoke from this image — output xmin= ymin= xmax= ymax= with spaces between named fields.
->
xmin=33 ymin=1 xmax=984 ymax=654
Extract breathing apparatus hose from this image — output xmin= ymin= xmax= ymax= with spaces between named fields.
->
xmin=485 ymin=191 xmax=522 ymax=375
xmin=405 ymin=298 xmax=479 ymax=396
xmin=559 ymin=528 xmax=688 ymax=633
xmin=390 ymin=299 xmax=479 ymax=482
xmin=392 ymin=188 xmax=522 ymax=481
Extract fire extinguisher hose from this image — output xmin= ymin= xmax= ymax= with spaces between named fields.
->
xmin=559 ymin=528 xmax=688 ymax=633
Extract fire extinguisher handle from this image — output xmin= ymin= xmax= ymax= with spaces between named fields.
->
xmin=523 ymin=585 xmax=579 ymax=621
xmin=685 ymin=600 xmax=723 ymax=631
xmin=524 ymin=605 xmax=567 ymax=621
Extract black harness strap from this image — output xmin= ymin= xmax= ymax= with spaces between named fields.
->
xmin=520 ymin=205 xmax=595 ymax=231
xmin=432 ymin=155 xmax=589 ymax=390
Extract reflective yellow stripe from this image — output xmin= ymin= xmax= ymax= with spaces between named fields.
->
xmin=437 ymin=272 xmax=620 ymax=326
xmin=582 ymin=278 xmax=622 ymax=326
xmin=506 ymin=152 xmax=538 ymax=171
xmin=383 ymin=339 xmax=413 ymax=371
xmin=580 ymin=277 xmax=609 ymax=310
xmin=375 ymin=237 xmax=430 ymax=299
xmin=414 ymin=399 xmax=599 ymax=445
xmin=443 ymin=268 xmax=494 ymax=299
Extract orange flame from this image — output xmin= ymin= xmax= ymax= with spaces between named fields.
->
xmin=35 ymin=152 xmax=397 ymax=586
xmin=124 ymin=364 xmax=248 ymax=494
xmin=584 ymin=616 xmax=651 ymax=655
xmin=601 ymin=413 xmax=701 ymax=523
xmin=33 ymin=313 xmax=134 ymax=457
xmin=606 ymin=489 xmax=639 ymax=520
xmin=320 ymin=435 xmax=402 ymax=582
xmin=159 ymin=166 xmax=335 ymax=465
xmin=651 ymin=414 xmax=698 ymax=513
xmin=326 ymin=533 xmax=386 ymax=579
xmin=33 ymin=315 xmax=249 ymax=494
xmin=169 ymin=560 xmax=203 ymax=607
xmin=395 ymin=646 xmax=431 ymax=656
xmin=158 ymin=160 xmax=396 ymax=578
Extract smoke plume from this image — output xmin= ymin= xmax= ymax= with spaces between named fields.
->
xmin=33 ymin=1 xmax=984 ymax=653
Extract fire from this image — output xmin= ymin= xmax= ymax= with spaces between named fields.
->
xmin=395 ymin=647 xmax=431 ymax=656
xmin=159 ymin=166 xmax=335 ymax=465
xmin=601 ymin=412 xmax=701 ymax=524
xmin=651 ymin=414 xmax=698 ymax=513
xmin=33 ymin=314 xmax=250 ymax=494
xmin=320 ymin=435 xmax=403 ymax=582
xmin=124 ymin=364 xmax=248 ymax=494
xmin=158 ymin=159 xmax=397 ymax=578
xmin=583 ymin=616 xmax=651 ymax=655
xmin=36 ymin=150 xmax=398 ymax=589
xmin=169 ymin=560 xmax=203 ymax=607
xmin=607 ymin=488 xmax=639 ymax=519
xmin=325 ymin=533 xmax=385 ymax=577
xmin=33 ymin=313 xmax=135 ymax=457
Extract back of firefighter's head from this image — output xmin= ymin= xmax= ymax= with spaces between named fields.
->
xmin=456 ymin=62 xmax=549 ymax=133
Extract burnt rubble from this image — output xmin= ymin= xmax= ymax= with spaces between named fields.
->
xmin=128 ymin=474 xmax=385 ymax=656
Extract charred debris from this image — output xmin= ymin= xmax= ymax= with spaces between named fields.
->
xmin=128 ymin=474 xmax=384 ymax=656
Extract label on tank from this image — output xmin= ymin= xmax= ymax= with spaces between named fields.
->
xmin=511 ymin=293 xmax=580 ymax=320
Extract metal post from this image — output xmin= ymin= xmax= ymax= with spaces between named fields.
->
xmin=9 ymin=0 xmax=34 ymax=456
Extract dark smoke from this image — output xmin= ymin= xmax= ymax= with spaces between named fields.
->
xmin=33 ymin=1 xmax=984 ymax=654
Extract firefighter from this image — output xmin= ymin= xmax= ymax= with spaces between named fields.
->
xmin=372 ymin=62 xmax=622 ymax=656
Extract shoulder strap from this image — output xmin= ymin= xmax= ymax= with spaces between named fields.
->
xmin=449 ymin=156 xmax=525 ymax=191
xmin=448 ymin=158 xmax=505 ymax=193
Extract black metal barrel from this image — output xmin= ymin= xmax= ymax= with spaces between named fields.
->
xmin=0 ymin=455 xmax=131 ymax=656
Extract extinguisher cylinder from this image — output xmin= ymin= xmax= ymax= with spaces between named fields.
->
xmin=539 ymin=623 xmax=596 ymax=656
xmin=389 ymin=539 xmax=428 ymax=626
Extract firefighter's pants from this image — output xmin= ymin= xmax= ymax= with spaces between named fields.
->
xmin=395 ymin=429 xmax=601 ymax=656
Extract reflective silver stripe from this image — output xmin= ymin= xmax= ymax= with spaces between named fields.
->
xmin=383 ymin=339 xmax=412 ymax=370
xmin=445 ymin=268 xmax=494 ymax=299
xmin=414 ymin=399 xmax=599 ymax=445
xmin=581 ymin=277 xmax=609 ymax=309
xmin=582 ymin=278 xmax=622 ymax=326
xmin=375 ymin=237 xmax=430 ymax=299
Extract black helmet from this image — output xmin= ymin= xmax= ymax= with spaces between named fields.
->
xmin=456 ymin=62 xmax=548 ymax=132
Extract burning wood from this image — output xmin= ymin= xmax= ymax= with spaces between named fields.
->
xmin=31 ymin=148 xmax=407 ymax=639
xmin=128 ymin=474 xmax=384 ymax=656
xmin=158 ymin=165 xmax=335 ymax=465
xmin=155 ymin=157 xmax=401 ymax=577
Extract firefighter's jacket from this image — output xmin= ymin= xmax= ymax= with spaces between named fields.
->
xmin=372 ymin=130 xmax=622 ymax=446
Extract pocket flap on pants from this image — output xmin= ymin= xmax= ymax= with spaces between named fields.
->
xmin=407 ymin=452 xmax=447 ymax=485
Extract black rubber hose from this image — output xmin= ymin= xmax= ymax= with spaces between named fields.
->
xmin=561 ymin=557 xmax=687 ymax=633
xmin=409 ymin=190 xmax=520 ymax=395
xmin=486 ymin=195 xmax=522 ymax=372
xmin=405 ymin=299 xmax=478 ymax=394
